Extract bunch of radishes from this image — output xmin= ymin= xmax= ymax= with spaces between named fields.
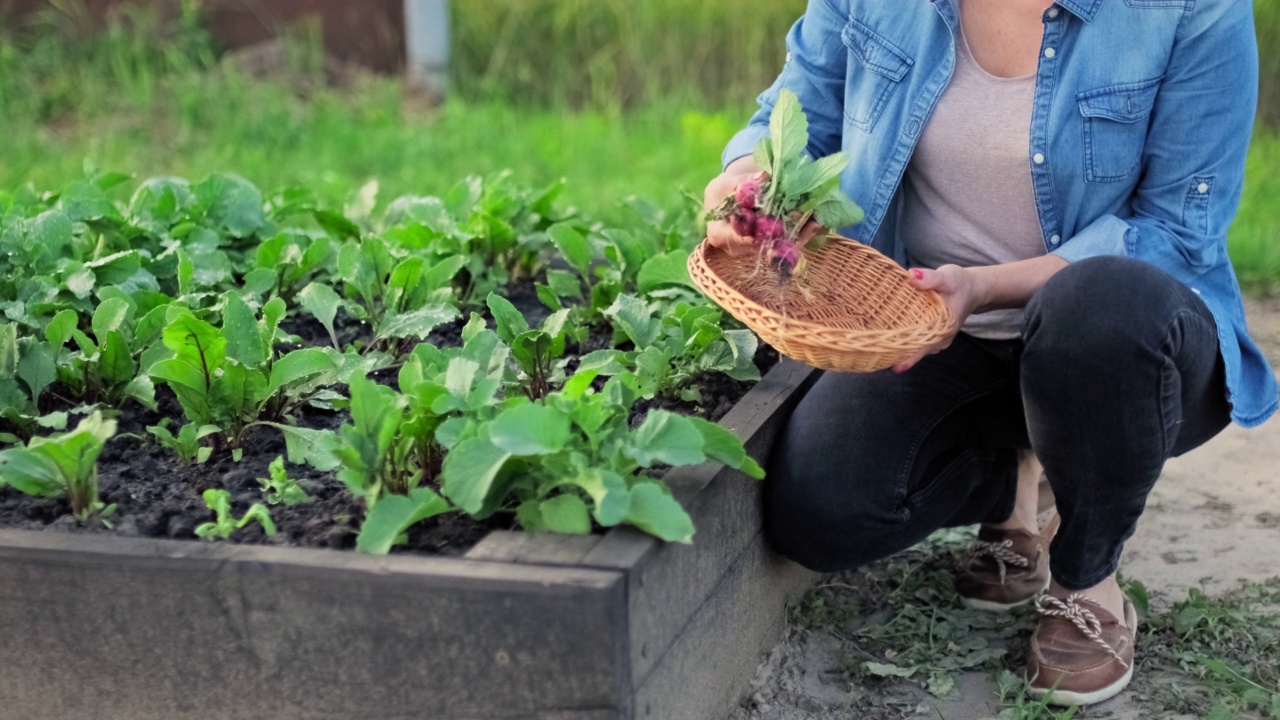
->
xmin=720 ymin=172 xmax=804 ymax=272
xmin=707 ymin=89 xmax=865 ymax=279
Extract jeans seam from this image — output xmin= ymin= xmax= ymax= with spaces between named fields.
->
xmin=893 ymin=378 xmax=1013 ymax=514
xmin=1158 ymin=308 xmax=1211 ymax=459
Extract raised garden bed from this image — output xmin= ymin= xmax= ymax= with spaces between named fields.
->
xmin=0 ymin=358 xmax=819 ymax=720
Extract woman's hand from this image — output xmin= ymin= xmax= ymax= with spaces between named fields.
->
xmin=704 ymin=157 xmax=762 ymax=255
xmin=895 ymin=264 xmax=987 ymax=373
xmin=705 ymin=157 xmax=825 ymax=254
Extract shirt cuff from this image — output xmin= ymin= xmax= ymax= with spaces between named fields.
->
xmin=722 ymin=126 xmax=771 ymax=171
xmin=1051 ymin=214 xmax=1133 ymax=264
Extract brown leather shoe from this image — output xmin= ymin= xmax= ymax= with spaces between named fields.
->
xmin=1027 ymin=594 xmax=1138 ymax=706
xmin=956 ymin=511 xmax=1060 ymax=612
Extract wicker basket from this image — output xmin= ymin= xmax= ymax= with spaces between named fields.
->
xmin=687 ymin=237 xmax=953 ymax=373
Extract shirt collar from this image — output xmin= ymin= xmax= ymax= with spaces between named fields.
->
xmin=1055 ymin=0 xmax=1104 ymax=22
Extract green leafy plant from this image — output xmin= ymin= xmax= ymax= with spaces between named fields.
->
xmin=706 ymin=88 xmax=864 ymax=277
xmin=257 ymin=455 xmax=311 ymax=505
xmin=194 ymin=488 xmax=277 ymax=540
xmin=534 ymin=223 xmax=698 ymax=335
xmin=384 ymin=172 xmax=574 ymax=305
xmin=331 ymin=374 xmax=417 ymax=505
xmin=487 ymin=293 xmax=570 ymax=401
xmin=582 ymin=294 xmax=760 ymax=401
xmin=0 ymin=322 xmax=71 ymax=440
xmin=329 ymin=374 xmax=455 ymax=554
xmin=326 ymin=236 xmax=464 ymax=354
xmin=146 ymin=418 xmax=219 ymax=464
xmin=148 ymin=294 xmax=339 ymax=451
xmin=43 ymin=299 xmax=161 ymax=411
xmin=0 ymin=411 xmax=117 ymax=523
xmin=439 ymin=369 xmax=764 ymax=542
xmin=248 ymin=230 xmax=334 ymax=302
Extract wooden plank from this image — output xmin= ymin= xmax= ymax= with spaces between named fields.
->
xmin=0 ymin=531 xmax=630 ymax=720
xmin=466 ymin=530 xmax=603 ymax=565
xmin=581 ymin=362 xmax=819 ymax=689
xmin=630 ymin=533 xmax=817 ymax=720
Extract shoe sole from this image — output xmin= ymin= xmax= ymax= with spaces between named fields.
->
xmin=959 ymin=575 xmax=1052 ymax=613
xmin=1026 ymin=663 xmax=1135 ymax=707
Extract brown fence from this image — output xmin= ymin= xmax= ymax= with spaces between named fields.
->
xmin=0 ymin=0 xmax=406 ymax=73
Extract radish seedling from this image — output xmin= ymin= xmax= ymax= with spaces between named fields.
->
xmin=257 ymin=455 xmax=311 ymax=506
xmin=194 ymin=489 xmax=277 ymax=540
xmin=0 ymin=411 xmax=117 ymax=524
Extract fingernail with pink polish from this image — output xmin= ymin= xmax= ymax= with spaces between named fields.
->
xmin=911 ymin=269 xmax=925 ymax=281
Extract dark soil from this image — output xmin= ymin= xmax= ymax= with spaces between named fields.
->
xmin=0 ymin=282 xmax=777 ymax=557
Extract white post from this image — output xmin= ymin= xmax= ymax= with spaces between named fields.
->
xmin=404 ymin=0 xmax=450 ymax=95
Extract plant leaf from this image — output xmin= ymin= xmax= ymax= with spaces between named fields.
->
xmin=626 ymin=411 xmax=705 ymax=467
xmin=489 ymin=403 xmax=571 ymax=456
xmin=222 ymin=294 xmax=267 ymax=367
xmin=298 ymin=282 xmax=343 ymax=346
xmin=355 ymin=487 xmax=451 ymax=555
xmin=603 ymin=294 xmax=661 ymax=348
xmin=538 ymin=493 xmax=592 ymax=534
xmin=624 ymin=482 xmax=694 ymax=543
xmin=91 ymin=298 xmax=131 ymax=341
xmin=17 ymin=340 xmax=55 ymax=405
xmin=376 ymin=304 xmax=461 ymax=342
xmin=441 ymin=428 xmax=513 ymax=515
xmin=864 ymin=662 xmax=918 ymax=678
xmin=267 ymin=348 xmax=337 ymax=397
xmin=688 ymin=417 xmax=764 ymax=479
xmin=486 ymin=293 xmax=530 ymax=344
xmin=570 ymin=467 xmax=630 ymax=526
xmin=261 ymin=423 xmax=340 ymax=471
xmin=547 ymin=223 xmax=593 ymax=276
xmin=769 ymin=89 xmax=809 ymax=176
xmin=637 ymin=250 xmax=694 ymax=293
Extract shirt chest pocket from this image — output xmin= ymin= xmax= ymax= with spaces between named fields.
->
xmin=842 ymin=18 xmax=913 ymax=133
xmin=1077 ymin=78 xmax=1162 ymax=183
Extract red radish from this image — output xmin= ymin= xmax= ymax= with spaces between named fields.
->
xmin=735 ymin=180 xmax=762 ymax=210
xmin=755 ymin=215 xmax=785 ymax=242
xmin=730 ymin=207 xmax=758 ymax=237
xmin=773 ymin=239 xmax=800 ymax=266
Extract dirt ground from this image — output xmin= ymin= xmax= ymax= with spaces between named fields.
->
xmin=727 ymin=298 xmax=1280 ymax=720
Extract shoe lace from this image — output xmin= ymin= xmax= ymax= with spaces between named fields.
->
xmin=1035 ymin=594 xmax=1130 ymax=669
xmin=969 ymin=539 xmax=1031 ymax=585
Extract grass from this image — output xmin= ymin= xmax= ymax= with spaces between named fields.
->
xmin=1231 ymin=130 xmax=1280 ymax=289
xmin=448 ymin=0 xmax=808 ymax=110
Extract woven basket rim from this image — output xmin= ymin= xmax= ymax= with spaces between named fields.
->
xmin=691 ymin=236 xmax=951 ymax=338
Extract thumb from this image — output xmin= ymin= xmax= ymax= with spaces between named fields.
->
xmin=908 ymin=267 xmax=942 ymax=290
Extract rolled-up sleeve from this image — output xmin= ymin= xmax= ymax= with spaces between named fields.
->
xmin=723 ymin=0 xmax=849 ymax=170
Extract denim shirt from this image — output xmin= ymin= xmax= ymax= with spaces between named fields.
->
xmin=724 ymin=0 xmax=1278 ymax=428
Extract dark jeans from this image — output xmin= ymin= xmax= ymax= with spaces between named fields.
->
xmin=764 ymin=256 xmax=1232 ymax=590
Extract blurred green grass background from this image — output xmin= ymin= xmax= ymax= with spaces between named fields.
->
xmin=1 ymin=0 xmax=1278 ymax=286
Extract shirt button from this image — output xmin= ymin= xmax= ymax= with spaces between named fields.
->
xmin=1044 ymin=47 xmax=1056 ymax=59
xmin=1049 ymin=235 xmax=1061 ymax=246
xmin=1198 ymin=182 xmax=1210 ymax=194
xmin=1033 ymin=153 xmax=1046 ymax=164
xmin=1047 ymin=7 xmax=1061 ymax=18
